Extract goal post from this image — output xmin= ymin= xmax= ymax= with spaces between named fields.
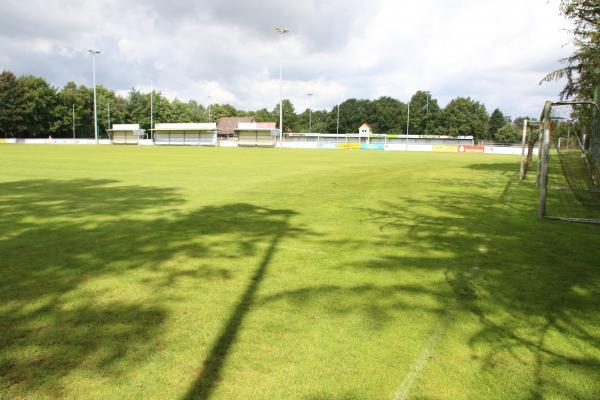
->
xmin=519 ymin=119 xmax=541 ymax=181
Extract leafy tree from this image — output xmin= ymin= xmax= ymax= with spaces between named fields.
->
xmin=326 ymin=98 xmax=372 ymax=133
xmin=489 ymin=108 xmax=510 ymax=139
xmin=439 ymin=97 xmax=490 ymax=139
xmin=127 ymin=89 xmax=151 ymax=129
xmin=170 ymin=99 xmax=195 ymax=123
xmin=16 ymin=75 xmax=59 ymax=137
xmin=126 ymin=89 xmax=171 ymax=127
xmin=57 ymin=82 xmax=95 ymax=138
xmin=371 ymin=96 xmax=405 ymax=134
xmin=94 ymin=85 xmax=129 ymax=137
xmin=254 ymin=108 xmax=274 ymax=123
xmin=310 ymin=110 xmax=329 ymax=133
xmin=495 ymin=123 xmax=520 ymax=143
xmin=272 ymin=99 xmax=297 ymax=132
xmin=409 ymin=91 xmax=441 ymax=135
xmin=154 ymin=93 xmax=173 ymax=123
xmin=2 ymin=69 xmax=529 ymax=141
xmin=295 ymin=109 xmax=310 ymax=132
xmin=187 ymin=100 xmax=207 ymax=122
xmin=295 ymin=109 xmax=328 ymax=132
xmin=210 ymin=104 xmax=238 ymax=121
xmin=0 ymin=71 xmax=26 ymax=137
xmin=54 ymin=82 xmax=78 ymax=137
xmin=542 ymin=0 xmax=600 ymax=100
xmin=513 ymin=116 xmax=534 ymax=129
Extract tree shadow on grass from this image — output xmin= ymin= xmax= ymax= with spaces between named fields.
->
xmin=467 ymin=162 xmax=522 ymax=174
xmin=182 ymin=215 xmax=292 ymax=400
xmin=354 ymin=190 xmax=600 ymax=398
xmin=0 ymin=179 xmax=305 ymax=398
xmin=250 ymin=167 xmax=600 ymax=398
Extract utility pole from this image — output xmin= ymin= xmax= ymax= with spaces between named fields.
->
xmin=88 ymin=49 xmax=101 ymax=143
xmin=150 ymin=80 xmax=154 ymax=141
xmin=406 ymin=102 xmax=410 ymax=150
xmin=306 ymin=93 xmax=313 ymax=132
xmin=72 ymin=104 xmax=75 ymax=139
xmin=425 ymin=92 xmax=429 ymax=135
xmin=208 ymin=95 xmax=212 ymax=123
xmin=336 ymin=103 xmax=340 ymax=135
xmin=274 ymin=27 xmax=289 ymax=145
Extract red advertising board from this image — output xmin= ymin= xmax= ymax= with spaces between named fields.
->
xmin=458 ymin=145 xmax=484 ymax=153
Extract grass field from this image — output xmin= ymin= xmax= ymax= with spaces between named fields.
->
xmin=1 ymin=145 xmax=599 ymax=400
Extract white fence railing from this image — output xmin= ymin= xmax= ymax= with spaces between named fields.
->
xmin=1 ymin=137 xmax=534 ymax=155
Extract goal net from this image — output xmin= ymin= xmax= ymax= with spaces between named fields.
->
xmin=538 ymin=100 xmax=600 ymax=223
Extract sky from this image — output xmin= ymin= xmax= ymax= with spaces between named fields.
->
xmin=0 ymin=0 xmax=574 ymax=118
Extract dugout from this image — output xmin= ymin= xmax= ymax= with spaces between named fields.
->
xmin=109 ymin=124 xmax=145 ymax=144
xmin=235 ymin=122 xmax=278 ymax=147
xmin=152 ymin=123 xmax=218 ymax=146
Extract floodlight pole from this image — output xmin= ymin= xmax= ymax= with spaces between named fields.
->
xmin=307 ymin=93 xmax=313 ymax=132
xmin=72 ymin=104 xmax=76 ymax=139
xmin=107 ymin=101 xmax=111 ymax=132
xmin=275 ymin=27 xmax=289 ymax=146
xmin=88 ymin=50 xmax=101 ymax=143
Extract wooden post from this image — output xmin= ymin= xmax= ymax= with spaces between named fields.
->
xmin=519 ymin=119 xmax=528 ymax=180
xmin=539 ymin=101 xmax=552 ymax=219
xmin=536 ymin=129 xmax=543 ymax=186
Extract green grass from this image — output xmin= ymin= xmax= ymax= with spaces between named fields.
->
xmin=0 ymin=145 xmax=598 ymax=400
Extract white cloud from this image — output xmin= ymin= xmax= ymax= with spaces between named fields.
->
xmin=0 ymin=0 xmax=574 ymax=117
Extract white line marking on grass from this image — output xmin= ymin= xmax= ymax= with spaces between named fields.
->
xmin=393 ymin=304 xmax=454 ymax=400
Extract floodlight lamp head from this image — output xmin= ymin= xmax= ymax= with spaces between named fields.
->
xmin=88 ymin=49 xmax=101 ymax=55
xmin=274 ymin=27 xmax=289 ymax=34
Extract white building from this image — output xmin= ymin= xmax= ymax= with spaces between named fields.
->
xmin=359 ymin=123 xmax=373 ymax=135
xmin=109 ymin=124 xmax=145 ymax=144
xmin=152 ymin=123 xmax=217 ymax=146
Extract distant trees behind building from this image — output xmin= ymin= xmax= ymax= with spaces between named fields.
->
xmin=0 ymin=70 xmax=522 ymax=142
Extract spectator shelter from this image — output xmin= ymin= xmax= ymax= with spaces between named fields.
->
xmin=153 ymin=123 xmax=217 ymax=146
xmin=109 ymin=124 xmax=145 ymax=144
xmin=235 ymin=122 xmax=278 ymax=147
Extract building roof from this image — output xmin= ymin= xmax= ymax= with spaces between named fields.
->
xmin=109 ymin=124 xmax=140 ymax=131
xmin=153 ymin=123 xmax=217 ymax=131
xmin=235 ymin=122 xmax=277 ymax=131
xmin=217 ymin=117 xmax=255 ymax=135
xmin=359 ymin=123 xmax=373 ymax=130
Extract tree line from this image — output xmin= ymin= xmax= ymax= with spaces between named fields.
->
xmin=0 ymin=69 xmax=524 ymax=142
xmin=543 ymin=0 xmax=599 ymax=147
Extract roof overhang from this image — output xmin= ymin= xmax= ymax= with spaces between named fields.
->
xmin=152 ymin=123 xmax=218 ymax=131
